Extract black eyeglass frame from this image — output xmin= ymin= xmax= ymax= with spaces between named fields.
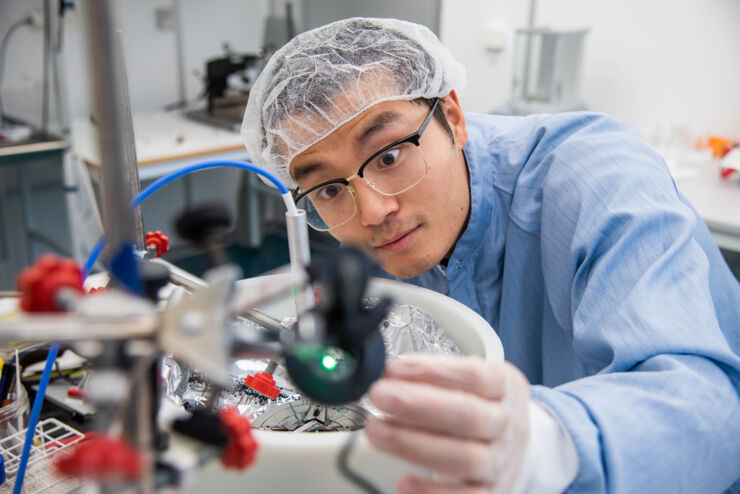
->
xmin=293 ymin=97 xmax=440 ymax=204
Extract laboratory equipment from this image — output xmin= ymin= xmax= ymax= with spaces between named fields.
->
xmin=185 ymin=49 xmax=263 ymax=132
xmin=500 ymin=27 xmax=589 ymax=115
xmin=0 ymin=418 xmax=84 ymax=493
xmin=0 ymin=3 xmax=504 ymax=492
xmin=174 ymin=275 xmax=502 ymax=493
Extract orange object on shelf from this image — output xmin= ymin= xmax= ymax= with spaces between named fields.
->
xmin=707 ymin=136 xmax=737 ymax=159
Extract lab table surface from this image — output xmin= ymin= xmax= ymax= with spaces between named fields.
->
xmin=71 ymin=110 xmax=246 ymax=179
xmin=675 ymin=162 xmax=740 ymax=253
xmin=0 ymin=131 xmax=66 ymax=163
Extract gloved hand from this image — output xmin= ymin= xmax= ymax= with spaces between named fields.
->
xmin=364 ymin=355 xmax=531 ymax=494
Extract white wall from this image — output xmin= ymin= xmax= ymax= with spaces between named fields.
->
xmin=3 ymin=1 xmax=738 ymax=139
xmin=1 ymin=0 xmax=50 ymax=129
xmin=439 ymin=0 xmax=740 ymax=138
xmin=0 ymin=0 xmax=266 ymax=130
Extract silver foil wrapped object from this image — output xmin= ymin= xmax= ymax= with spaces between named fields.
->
xmin=162 ymin=301 xmax=461 ymax=431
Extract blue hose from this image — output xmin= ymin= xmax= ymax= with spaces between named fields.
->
xmin=13 ymin=342 xmax=60 ymax=494
xmin=132 ymin=160 xmax=289 ymax=207
xmin=82 ymin=160 xmax=289 ymax=278
xmin=81 ymin=235 xmax=106 ymax=280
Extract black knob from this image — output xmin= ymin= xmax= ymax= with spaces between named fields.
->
xmin=174 ymin=203 xmax=232 ymax=247
xmin=137 ymin=259 xmax=170 ymax=302
xmin=286 ymin=246 xmax=390 ymax=404
xmin=308 ymin=246 xmax=391 ymax=349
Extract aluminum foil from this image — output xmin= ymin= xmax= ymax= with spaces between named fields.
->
xmin=374 ymin=300 xmax=463 ymax=358
xmin=162 ymin=301 xmax=461 ymax=430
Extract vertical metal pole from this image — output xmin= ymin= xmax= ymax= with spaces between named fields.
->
xmin=247 ymin=173 xmax=262 ymax=248
xmin=83 ymin=5 xmax=152 ymax=491
xmin=42 ymin=0 xmax=52 ymax=134
xmin=116 ymin=32 xmax=146 ymax=251
xmin=527 ymin=0 xmax=538 ymax=28
xmin=521 ymin=0 xmax=538 ymax=102
xmin=172 ymin=0 xmax=188 ymax=107
xmin=83 ymin=0 xmax=137 ymax=262
xmin=286 ymin=209 xmax=316 ymax=340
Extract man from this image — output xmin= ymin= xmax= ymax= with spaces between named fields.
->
xmin=242 ymin=18 xmax=740 ymax=494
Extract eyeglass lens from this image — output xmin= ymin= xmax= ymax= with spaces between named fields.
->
xmin=296 ymin=142 xmax=427 ymax=230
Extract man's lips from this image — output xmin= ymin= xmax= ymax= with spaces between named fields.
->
xmin=373 ymin=226 xmax=421 ymax=251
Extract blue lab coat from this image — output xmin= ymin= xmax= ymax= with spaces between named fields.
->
xmin=394 ymin=112 xmax=740 ymax=493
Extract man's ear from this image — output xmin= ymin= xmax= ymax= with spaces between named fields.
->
xmin=441 ymin=90 xmax=468 ymax=150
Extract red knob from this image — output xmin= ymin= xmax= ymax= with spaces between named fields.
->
xmin=145 ymin=230 xmax=170 ymax=257
xmin=67 ymin=387 xmax=88 ymax=400
xmin=244 ymin=372 xmax=280 ymax=399
xmin=17 ymin=254 xmax=83 ymax=312
xmin=55 ymin=435 xmax=142 ymax=480
xmin=219 ymin=407 xmax=258 ymax=470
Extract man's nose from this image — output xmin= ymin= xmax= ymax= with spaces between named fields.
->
xmin=352 ymin=180 xmax=399 ymax=226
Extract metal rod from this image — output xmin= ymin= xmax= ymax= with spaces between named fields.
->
xmin=149 ymin=257 xmax=207 ymax=291
xmin=247 ymin=173 xmax=262 ymax=248
xmin=42 ymin=0 xmax=51 ymax=134
xmin=116 ymin=31 xmax=145 ymax=251
xmin=173 ymin=0 xmax=188 ymax=107
xmin=83 ymin=0 xmax=137 ymax=264
xmin=150 ymin=257 xmax=284 ymax=331
xmin=285 ymin=209 xmax=316 ymax=340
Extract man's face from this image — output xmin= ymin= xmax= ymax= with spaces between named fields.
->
xmin=290 ymin=93 xmax=470 ymax=278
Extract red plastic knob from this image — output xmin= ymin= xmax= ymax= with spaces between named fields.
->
xmin=244 ymin=372 xmax=280 ymax=399
xmin=55 ymin=435 xmax=142 ymax=480
xmin=145 ymin=230 xmax=170 ymax=257
xmin=67 ymin=387 xmax=88 ymax=400
xmin=219 ymin=407 xmax=258 ymax=470
xmin=17 ymin=254 xmax=83 ymax=312
xmin=721 ymin=166 xmax=738 ymax=181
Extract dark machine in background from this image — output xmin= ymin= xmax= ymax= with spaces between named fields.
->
xmin=185 ymin=2 xmax=296 ymax=132
xmin=185 ymin=48 xmax=263 ymax=131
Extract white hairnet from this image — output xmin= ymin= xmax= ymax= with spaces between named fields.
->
xmin=241 ymin=17 xmax=466 ymax=190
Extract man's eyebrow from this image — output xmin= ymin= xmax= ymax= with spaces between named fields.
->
xmin=292 ymin=161 xmax=327 ymax=185
xmin=354 ymin=111 xmax=403 ymax=150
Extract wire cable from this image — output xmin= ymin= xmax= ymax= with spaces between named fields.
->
xmin=337 ymin=430 xmax=385 ymax=494
xmin=13 ymin=342 xmax=60 ymax=494
xmin=81 ymin=160 xmax=296 ymax=279
xmin=0 ymin=18 xmax=32 ymax=125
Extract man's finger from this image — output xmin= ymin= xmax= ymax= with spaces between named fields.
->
xmin=397 ymin=474 xmax=493 ymax=494
xmin=368 ymin=379 xmax=509 ymax=441
xmin=364 ymin=418 xmax=497 ymax=483
xmin=384 ymin=355 xmax=509 ymax=400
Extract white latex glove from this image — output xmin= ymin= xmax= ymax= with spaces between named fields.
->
xmin=364 ymin=355 xmax=531 ymax=494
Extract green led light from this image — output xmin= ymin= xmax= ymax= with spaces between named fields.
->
xmin=322 ymin=355 xmax=338 ymax=370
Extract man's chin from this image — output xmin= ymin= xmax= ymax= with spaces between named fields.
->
xmin=379 ymin=255 xmax=437 ymax=279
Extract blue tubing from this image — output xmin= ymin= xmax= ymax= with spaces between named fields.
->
xmin=133 ymin=160 xmax=289 ymax=207
xmin=13 ymin=342 xmax=60 ymax=494
xmin=82 ymin=160 xmax=289 ymax=278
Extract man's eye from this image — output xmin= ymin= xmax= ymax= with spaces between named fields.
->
xmin=374 ymin=149 xmax=400 ymax=169
xmin=316 ymin=184 xmax=343 ymax=201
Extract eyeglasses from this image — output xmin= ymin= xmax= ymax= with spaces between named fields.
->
xmin=294 ymin=98 xmax=439 ymax=231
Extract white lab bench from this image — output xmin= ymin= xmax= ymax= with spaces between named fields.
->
xmin=71 ymin=111 xmax=277 ymax=252
xmin=675 ymin=163 xmax=740 ymax=253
